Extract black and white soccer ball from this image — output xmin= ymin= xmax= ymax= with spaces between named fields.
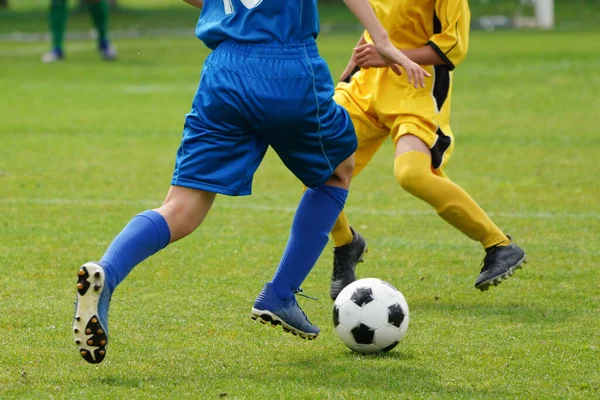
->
xmin=333 ymin=278 xmax=410 ymax=354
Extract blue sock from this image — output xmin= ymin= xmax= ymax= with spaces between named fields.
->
xmin=100 ymin=210 xmax=171 ymax=292
xmin=270 ymin=185 xmax=349 ymax=301
xmin=99 ymin=39 xmax=109 ymax=51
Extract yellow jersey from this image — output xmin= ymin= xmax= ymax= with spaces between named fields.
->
xmin=364 ymin=0 xmax=471 ymax=70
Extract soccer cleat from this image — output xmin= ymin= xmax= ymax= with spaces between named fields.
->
xmin=73 ymin=262 xmax=111 ymax=364
xmin=475 ymin=237 xmax=527 ymax=291
xmin=251 ymin=283 xmax=320 ymax=339
xmin=330 ymin=227 xmax=367 ymax=300
xmin=99 ymin=43 xmax=117 ymax=61
xmin=41 ymin=49 xmax=65 ymax=64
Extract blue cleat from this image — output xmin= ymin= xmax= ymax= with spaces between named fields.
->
xmin=251 ymin=283 xmax=320 ymax=340
xmin=73 ymin=262 xmax=111 ymax=364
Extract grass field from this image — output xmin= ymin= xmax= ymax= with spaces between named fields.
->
xmin=1 ymin=19 xmax=600 ymax=400
xmin=1 ymin=0 xmax=600 ymax=34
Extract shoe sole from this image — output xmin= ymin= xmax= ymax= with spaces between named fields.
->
xmin=476 ymin=255 xmax=527 ymax=291
xmin=73 ymin=263 xmax=108 ymax=364
xmin=251 ymin=308 xmax=318 ymax=340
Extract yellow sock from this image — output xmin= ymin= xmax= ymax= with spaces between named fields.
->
xmin=394 ymin=151 xmax=510 ymax=248
xmin=331 ymin=210 xmax=354 ymax=247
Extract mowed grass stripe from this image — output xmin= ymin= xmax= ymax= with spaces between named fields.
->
xmin=2 ymin=197 xmax=599 ymax=221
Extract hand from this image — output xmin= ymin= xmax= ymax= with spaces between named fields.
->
xmin=354 ymin=44 xmax=388 ymax=68
xmin=372 ymin=40 xmax=431 ymax=88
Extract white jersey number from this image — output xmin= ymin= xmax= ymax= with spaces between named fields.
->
xmin=223 ymin=0 xmax=262 ymax=15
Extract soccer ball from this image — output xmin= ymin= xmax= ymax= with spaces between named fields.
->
xmin=332 ymin=278 xmax=410 ymax=354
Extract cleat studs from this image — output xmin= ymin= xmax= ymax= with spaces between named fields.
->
xmin=100 ymin=340 xmax=106 ymax=346
xmin=77 ymin=283 xmax=84 ymax=290
xmin=87 ymin=339 xmax=94 ymax=346
xmin=94 ymin=285 xmax=101 ymax=291
xmin=99 ymin=350 xmax=105 ymax=356
xmin=76 ymin=316 xmax=80 ymax=321
xmin=81 ymin=350 xmax=87 ymax=356
xmin=85 ymin=329 xmax=92 ymax=334
xmin=91 ymin=317 xmax=98 ymax=324
xmin=75 ymin=340 xmax=81 ymax=345
xmin=78 ymin=269 xmax=85 ymax=276
xmin=97 ymin=329 xmax=103 ymax=334
xmin=94 ymin=272 xmax=101 ymax=278
xmin=74 ymin=328 xmax=79 ymax=333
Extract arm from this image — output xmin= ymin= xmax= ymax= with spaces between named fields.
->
xmin=354 ymin=44 xmax=444 ymax=68
xmin=342 ymin=0 xmax=390 ymax=45
xmin=339 ymin=33 xmax=367 ymax=82
xmin=183 ymin=0 xmax=203 ymax=8
xmin=400 ymin=47 xmax=444 ymax=66
xmin=342 ymin=0 xmax=430 ymax=87
xmin=353 ymin=0 xmax=470 ymax=70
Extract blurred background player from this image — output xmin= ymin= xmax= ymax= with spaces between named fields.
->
xmin=42 ymin=0 xmax=117 ymax=63
xmin=71 ymin=0 xmax=429 ymax=364
xmin=329 ymin=0 xmax=527 ymax=299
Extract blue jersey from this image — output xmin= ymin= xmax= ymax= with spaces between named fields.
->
xmin=196 ymin=0 xmax=320 ymax=49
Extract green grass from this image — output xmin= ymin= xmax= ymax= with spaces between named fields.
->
xmin=1 ymin=29 xmax=600 ymax=398
xmin=1 ymin=0 xmax=599 ymax=34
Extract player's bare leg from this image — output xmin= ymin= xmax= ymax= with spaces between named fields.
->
xmin=394 ymin=134 xmax=526 ymax=290
xmin=74 ymin=186 xmax=216 ymax=363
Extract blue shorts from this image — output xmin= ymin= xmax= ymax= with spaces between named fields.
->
xmin=171 ymin=40 xmax=357 ymax=196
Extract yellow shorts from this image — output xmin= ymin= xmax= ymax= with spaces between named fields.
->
xmin=334 ymin=65 xmax=455 ymax=175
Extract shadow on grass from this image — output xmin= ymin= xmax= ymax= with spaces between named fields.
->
xmin=98 ymin=374 xmax=146 ymax=388
xmin=249 ymin=350 xmax=515 ymax=398
xmin=414 ymin=299 xmax=569 ymax=325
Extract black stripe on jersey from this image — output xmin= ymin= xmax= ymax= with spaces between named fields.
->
xmin=429 ymin=5 xmax=457 ymax=70
xmin=431 ymin=127 xmax=452 ymax=170
xmin=433 ymin=64 xmax=450 ymax=110
xmin=427 ymin=41 xmax=455 ymax=70
xmin=433 ymin=9 xmax=442 ymax=34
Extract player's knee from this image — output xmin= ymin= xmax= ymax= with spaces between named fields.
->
xmin=328 ymin=156 xmax=354 ymax=189
xmin=394 ymin=158 xmax=428 ymax=195
xmin=157 ymin=201 xmax=200 ymax=239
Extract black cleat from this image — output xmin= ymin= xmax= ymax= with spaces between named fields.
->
xmin=475 ymin=237 xmax=527 ymax=291
xmin=330 ymin=227 xmax=367 ymax=300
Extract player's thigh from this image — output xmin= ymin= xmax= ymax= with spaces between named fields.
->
xmin=334 ymin=89 xmax=388 ymax=176
xmin=385 ymin=97 xmax=454 ymax=171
